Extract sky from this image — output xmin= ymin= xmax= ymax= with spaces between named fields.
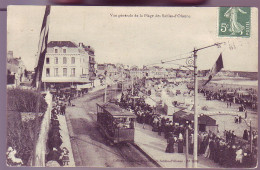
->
xmin=7 ymin=6 xmax=258 ymax=72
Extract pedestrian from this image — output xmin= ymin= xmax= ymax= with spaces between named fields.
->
xmin=236 ymin=147 xmax=243 ymax=165
xmin=63 ymin=104 xmax=66 ymax=115
xmin=245 ymin=111 xmax=247 ymax=119
xmin=243 ymin=129 xmax=249 ymax=141
xmin=178 ymin=133 xmax=184 ymax=153
xmin=57 ymin=104 xmax=61 ymax=115
xmin=231 ymin=131 xmax=236 ymax=144
xmin=189 ymin=134 xmax=194 ymax=155
xmin=60 ymin=147 xmax=70 ymax=166
xmin=227 ymin=102 xmax=229 ymax=108
xmin=157 ymin=120 xmax=162 ymax=136
xmin=165 ymin=133 xmax=175 ymax=153
xmin=141 ymin=113 xmax=146 ymax=129
xmin=234 ymin=116 xmax=238 ymax=123
xmin=209 ymin=138 xmax=215 ymax=160
xmin=204 ymin=138 xmax=210 ymax=158
xmin=68 ymin=96 xmax=71 ymax=106
xmin=239 ymin=116 xmax=242 ymax=124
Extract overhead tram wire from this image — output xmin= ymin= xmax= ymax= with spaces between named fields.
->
xmin=145 ymin=55 xmax=193 ymax=68
xmin=163 ymin=62 xmax=193 ymax=70
xmin=160 ymin=55 xmax=193 ymax=65
xmin=146 ymin=42 xmax=224 ymax=68
xmin=145 ymin=51 xmax=193 ymax=67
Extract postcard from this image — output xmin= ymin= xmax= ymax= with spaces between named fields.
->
xmin=6 ymin=6 xmax=258 ymax=168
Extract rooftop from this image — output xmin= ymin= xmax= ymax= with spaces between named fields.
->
xmin=47 ymin=41 xmax=78 ymax=48
xmin=97 ymin=103 xmax=136 ymax=117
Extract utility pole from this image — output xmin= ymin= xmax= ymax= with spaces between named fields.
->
xmin=193 ymin=48 xmax=198 ymax=168
xmin=104 ymin=71 xmax=107 ymax=103
xmin=156 ymin=42 xmax=223 ymax=168
xmin=192 ymin=43 xmax=223 ymax=168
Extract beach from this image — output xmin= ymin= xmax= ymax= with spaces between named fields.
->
xmin=157 ymin=78 xmax=258 ymax=139
xmin=198 ymin=77 xmax=258 ymax=93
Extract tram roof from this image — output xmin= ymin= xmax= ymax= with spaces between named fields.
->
xmin=97 ymin=103 xmax=136 ymax=118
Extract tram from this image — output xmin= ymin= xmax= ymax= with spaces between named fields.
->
xmin=96 ymin=103 xmax=136 ymax=144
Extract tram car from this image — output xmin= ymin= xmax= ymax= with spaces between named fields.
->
xmin=96 ymin=103 xmax=136 ymax=144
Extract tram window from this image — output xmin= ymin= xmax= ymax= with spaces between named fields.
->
xmin=113 ymin=117 xmax=133 ymax=129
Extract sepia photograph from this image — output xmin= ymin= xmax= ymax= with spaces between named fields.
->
xmin=6 ymin=6 xmax=258 ymax=168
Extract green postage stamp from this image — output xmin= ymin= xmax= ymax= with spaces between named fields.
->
xmin=219 ymin=7 xmax=251 ymax=37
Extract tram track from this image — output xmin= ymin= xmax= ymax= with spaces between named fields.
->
xmin=68 ymin=86 xmax=159 ymax=167
xmin=115 ymin=142 xmax=159 ymax=167
xmin=89 ymin=89 xmax=159 ymax=167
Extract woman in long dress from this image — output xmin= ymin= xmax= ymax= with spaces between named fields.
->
xmin=224 ymin=7 xmax=247 ymax=35
xmin=178 ymin=133 xmax=184 ymax=153
xmin=165 ymin=133 xmax=175 ymax=153
xmin=204 ymin=138 xmax=211 ymax=158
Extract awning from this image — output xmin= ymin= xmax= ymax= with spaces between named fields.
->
xmin=42 ymin=77 xmax=92 ymax=83
xmin=77 ymin=83 xmax=92 ymax=90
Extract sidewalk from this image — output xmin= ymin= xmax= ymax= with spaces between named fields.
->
xmin=57 ymin=114 xmax=76 ymax=167
xmin=89 ymin=85 xmax=105 ymax=93
xmin=134 ymin=123 xmax=222 ymax=168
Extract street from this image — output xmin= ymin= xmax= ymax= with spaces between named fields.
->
xmin=65 ymin=87 xmax=157 ymax=167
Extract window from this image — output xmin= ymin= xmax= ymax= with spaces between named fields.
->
xmin=71 ymin=68 xmax=75 ymax=77
xmin=63 ymin=49 xmax=66 ymax=53
xmin=54 ymin=68 xmax=58 ymax=77
xmin=46 ymin=58 xmax=50 ymax=64
xmin=63 ymin=57 xmax=67 ymax=64
xmin=55 ymin=49 xmax=58 ymax=53
xmin=55 ymin=57 xmax=58 ymax=64
xmin=63 ymin=68 xmax=67 ymax=76
xmin=71 ymin=57 xmax=75 ymax=64
xmin=46 ymin=68 xmax=50 ymax=77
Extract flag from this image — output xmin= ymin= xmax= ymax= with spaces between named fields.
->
xmin=32 ymin=6 xmax=51 ymax=87
xmin=203 ymin=53 xmax=224 ymax=86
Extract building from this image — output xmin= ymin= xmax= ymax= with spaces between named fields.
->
xmin=145 ymin=66 xmax=168 ymax=79
xmin=41 ymin=41 xmax=96 ymax=89
xmin=96 ymin=64 xmax=106 ymax=79
xmin=82 ymin=44 xmax=96 ymax=83
xmin=96 ymin=63 xmax=120 ymax=80
xmin=130 ymin=66 xmax=143 ymax=80
xmin=106 ymin=63 xmax=118 ymax=79
xmin=7 ymin=51 xmax=26 ymax=86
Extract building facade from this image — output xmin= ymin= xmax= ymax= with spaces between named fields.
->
xmin=42 ymin=41 xmax=96 ymax=88
xmin=7 ymin=51 xmax=26 ymax=86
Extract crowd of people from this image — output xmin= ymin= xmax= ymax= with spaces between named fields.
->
xmin=46 ymin=97 xmax=69 ymax=166
xmin=115 ymin=80 xmax=257 ymax=168
xmin=198 ymin=86 xmax=257 ymax=111
xmin=48 ymin=79 xmax=257 ymax=168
